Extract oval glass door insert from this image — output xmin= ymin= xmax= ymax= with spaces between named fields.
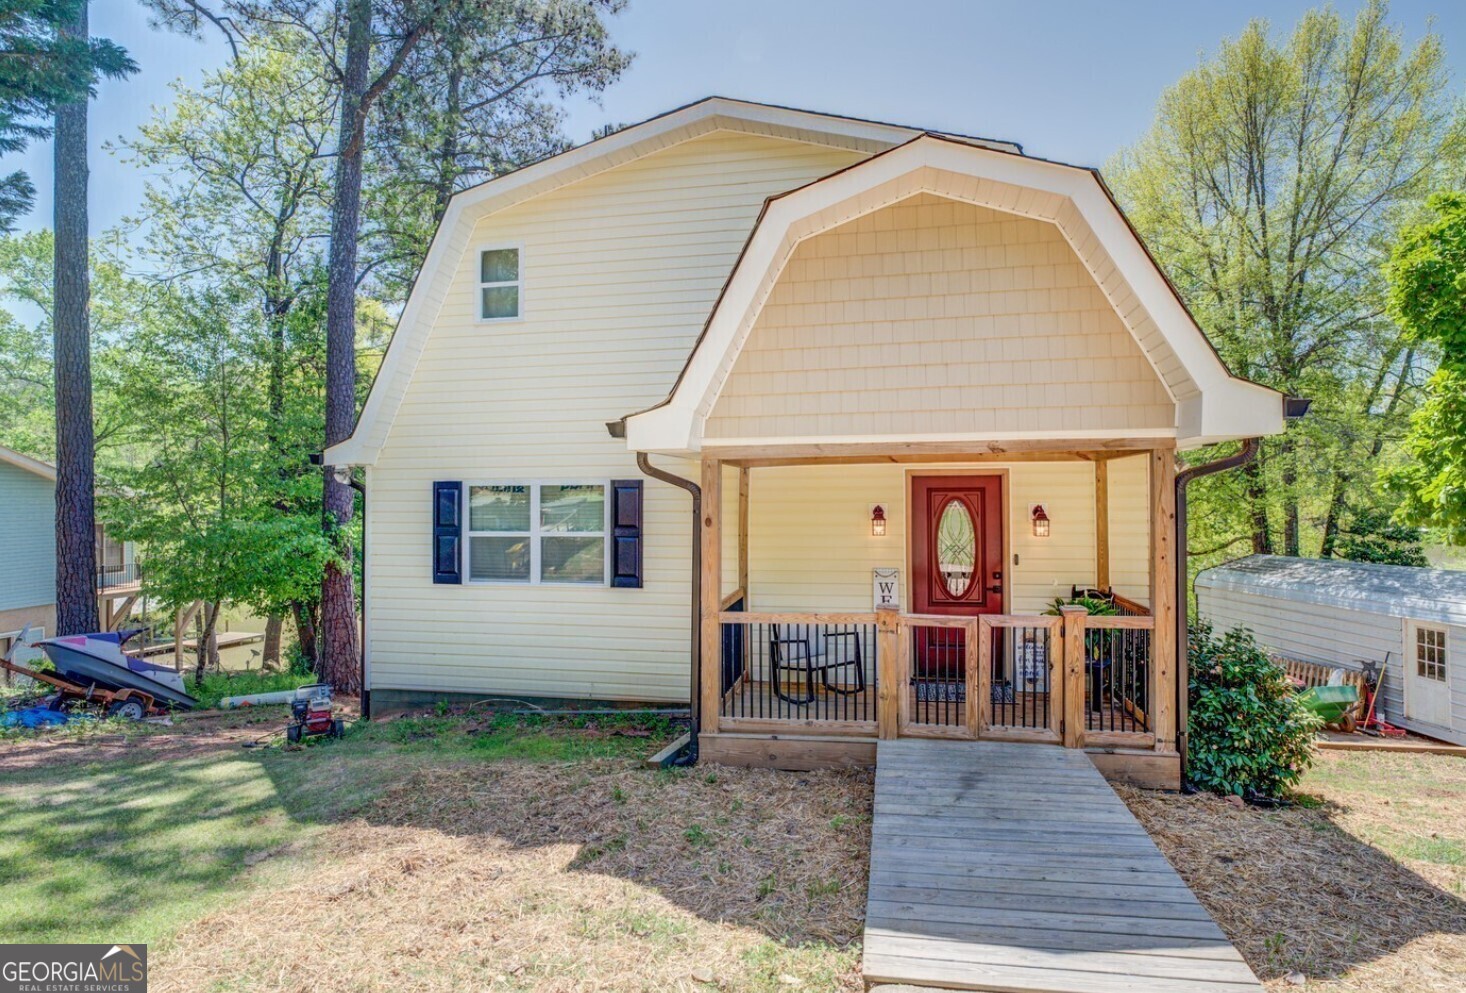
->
xmin=936 ymin=498 xmax=976 ymax=597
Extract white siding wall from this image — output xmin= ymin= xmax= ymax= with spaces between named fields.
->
xmin=747 ymin=461 xmax=1145 ymax=615
xmin=706 ymin=193 xmax=1174 ymax=441
xmin=1108 ymin=453 xmax=1150 ymax=606
xmin=369 ymin=132 xmax=865 ymax=701
xmin=1196 ymin=584 xmax=1466 ymax=745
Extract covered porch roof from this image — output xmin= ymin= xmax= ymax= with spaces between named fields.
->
xmin=622 ymin=134 xmax=1284 ymax=456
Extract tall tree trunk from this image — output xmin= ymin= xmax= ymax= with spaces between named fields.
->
xmin=1321 ymin=345 xmax=1416 ymax=558
xmin=1319 ymin=478 xmax=1347 ymax=558
xmin=194 ymin=601 xmax=220 ymax=685
xmin=52 ymin=1 xmax=98 ymax=637
xmin=1280 ymin=438 xmax=1300 ymax=557
xmin=432 ymin=58 xmax=462 ymax=221
xmin=262 ymin=613 xmax=283 ymax=668
xmin=318 ymin=0 xmax=371 ymax=693
xmin=1243 ymin=457 xmax=1273 ymax=554
xmin=290 ymin=599 xmax=318 ymax=668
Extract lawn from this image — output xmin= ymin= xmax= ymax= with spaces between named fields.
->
xmin=0 ymin=710 xmax=869 ymax=993
xmin=1 ymin=713 xmax=1463 ymax=993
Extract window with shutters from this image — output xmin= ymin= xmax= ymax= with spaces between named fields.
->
xmin=466 ymin=482 xmax=607 ymax=585
xmin=479 ymin=246 xmax=521 ymax=320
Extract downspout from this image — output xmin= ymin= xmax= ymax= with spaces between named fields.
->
xmin=316 ymin=453 xmax=370 ymax=718
xmin=1174 ymin=438 xmax=1259 ymax=781
xmin=1173 ymin=399 xmax=1305 ymax=783
xmin=634 ymin=449 xmax=702 ymax=765
xmin=347 ymin=473 xmax=368 ymax=720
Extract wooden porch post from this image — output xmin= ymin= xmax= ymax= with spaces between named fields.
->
xmin=700 ymin=458 xmax=722 ymax=734
xmin=876 ymin=607 xmax=900 ymax=739
xmin=1094 ymin=460 xmax=1110 ymax=591
xmin=738 ymin=466 xmax=750 ymax=595
xmin=1060 ymin=606 xmax=1086 ymax=748
xmin=1150 ymin=447 xmax=1178 ymax=752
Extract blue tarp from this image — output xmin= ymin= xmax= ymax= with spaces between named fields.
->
xmin=1 ymin=706 xmax=75 ymax=728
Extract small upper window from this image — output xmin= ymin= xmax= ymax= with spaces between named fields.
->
xmin=480 ymin=247 xmax=521 ymax=320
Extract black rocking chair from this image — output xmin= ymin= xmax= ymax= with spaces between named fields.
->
xmin=769 ymin=625 xmax=866 ymax=705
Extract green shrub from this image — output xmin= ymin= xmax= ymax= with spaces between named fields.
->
xmin=1187 ymin=621 xmax=1321 ymax=798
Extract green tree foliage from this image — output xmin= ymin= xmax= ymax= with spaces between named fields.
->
xmin=0 ymin=0 xmax=134 ymax=229
xmin=1382 ymin=192 xmax=1466 ymax=544
xmin=1188 ymin=622 xmax=1321 ymax=798
xmin=1332 ymin=508 xmax=1428 ymax=566
xmin=102 ymin=289 xmax=331 ymax=680
xmin=0 ymin=230 xmax=150 ymax=459
xmin=1109 ymin=1 xmax=1463 ymax=567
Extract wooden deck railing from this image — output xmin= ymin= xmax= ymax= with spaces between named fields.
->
xmin=713 ymin=607 xmax=1159 ymax=750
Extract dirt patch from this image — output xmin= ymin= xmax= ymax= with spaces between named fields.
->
xmin=1119 ymin=751 xmax=1466 ymax=992
xmin=0 ymin=705 xmax=329 ymax=770
xmin=151 ymin=760 xmax=872 ymax=992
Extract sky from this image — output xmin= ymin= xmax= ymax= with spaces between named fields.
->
xmin=8 ymin=0 xmax=1465 ymax=238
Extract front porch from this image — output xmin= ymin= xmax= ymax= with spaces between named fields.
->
xmin=695 ymin=443 xmax=1180 ymax=788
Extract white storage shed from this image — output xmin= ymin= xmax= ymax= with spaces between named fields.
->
xmin=1196 ymin=554 xmax=1466 ymax=746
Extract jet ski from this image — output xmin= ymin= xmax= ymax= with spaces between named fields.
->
xmin=37 ymin=630 xmax=199 ymax=710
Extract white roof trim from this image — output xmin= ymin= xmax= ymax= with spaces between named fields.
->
xmin=0 ymin=445 xmax=56 ymax=482
xmin=325 ymin=98 xmax=1019 ymax=467
xmin=623 ymin=135 xmax=1284 ymax=454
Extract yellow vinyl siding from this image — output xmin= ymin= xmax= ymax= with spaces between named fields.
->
xmin=368 ymin=132 xmax=865 ymax=701
xmin=705 ymin=193 xmax=1174 ymax=441
xmin=1107 ymin=453 xmax=1151 ymax=606
xmin=747 ymin=462 xmax=1144 ymax=616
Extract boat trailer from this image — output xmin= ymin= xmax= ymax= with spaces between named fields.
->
xmin=2 ymin=633 xmax=164 ymax=720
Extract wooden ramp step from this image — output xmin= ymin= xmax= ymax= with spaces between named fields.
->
xmin=863 ymin=740 xmax=1262 ymax=993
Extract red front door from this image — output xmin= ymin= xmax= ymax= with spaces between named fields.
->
xmin=910 ymin=475 xmax=1005 ymax=677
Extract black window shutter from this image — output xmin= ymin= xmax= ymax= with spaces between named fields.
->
xmin=432 ymin=481 xmax=462 ymax=584
xmin=610 ymin=479 xmax=643 ymax=588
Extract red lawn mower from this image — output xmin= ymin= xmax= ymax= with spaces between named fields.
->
xmin=286 ymin=683 xmax=345 ymax=744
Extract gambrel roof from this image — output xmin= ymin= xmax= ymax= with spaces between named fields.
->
xmin=622 ymin=133 xmax=1283 ymax=454
xmin=326 ymin=98 xmax=1283 ymax=465
xmin=326 ymin=97 xmax=1020 ymax=466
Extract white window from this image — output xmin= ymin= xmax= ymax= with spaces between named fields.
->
xmin=466 ymin=483 xmax=607 ymax=585
xmin=479 ymin=246 xmax=521 ymax=320
xmin=1415 ymin=624 xmax=1448 ymax=682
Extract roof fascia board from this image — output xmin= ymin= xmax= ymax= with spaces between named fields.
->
xmin=0 ymin=446 xmax=57 ymax=482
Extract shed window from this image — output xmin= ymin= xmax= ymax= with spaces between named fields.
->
xmin=466 ymin=482 xmax=606 ymax=585
xmin=480 ymin=247 xmax=520 ymax=320
xmin=1415 ymin=625 xmax=1447 ymax=683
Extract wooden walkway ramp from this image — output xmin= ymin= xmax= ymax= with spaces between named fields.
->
xmin=864 ymin=740 xmax=1263 ymax=993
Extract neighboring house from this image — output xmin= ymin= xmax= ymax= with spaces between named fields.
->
xmin=0 ymin=445 xmax=138 ymax=661
xmin=1198 ymin=555 xmax=1466 ymax=746
xmin=326 ymin=97 xmax=1286 ymax=785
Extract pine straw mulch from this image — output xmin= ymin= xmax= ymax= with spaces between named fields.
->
xmin=1117 ymin=752 xmax=1466 ymax=993
xmin=150 ymin=757 xmax=874 ymax=993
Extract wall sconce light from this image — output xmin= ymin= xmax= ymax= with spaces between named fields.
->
xmin=1030 ymin=504 xmax=1050 ymax=538
xmin=871 ymin=504 xmax=887 ymax=537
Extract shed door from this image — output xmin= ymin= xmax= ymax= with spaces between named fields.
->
xmin=1404 ymin=621 xmax=1452 ymax=728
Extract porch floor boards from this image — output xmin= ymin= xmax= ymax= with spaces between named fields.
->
xmin=863 ymin=740 xmax=1261 ymax=993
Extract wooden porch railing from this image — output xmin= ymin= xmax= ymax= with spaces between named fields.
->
xmin=712 ymin=606 xmax=1160 ymax=750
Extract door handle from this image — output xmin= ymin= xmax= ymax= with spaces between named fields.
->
xmin=986 ymin=583 xmax=1002 ymax=594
